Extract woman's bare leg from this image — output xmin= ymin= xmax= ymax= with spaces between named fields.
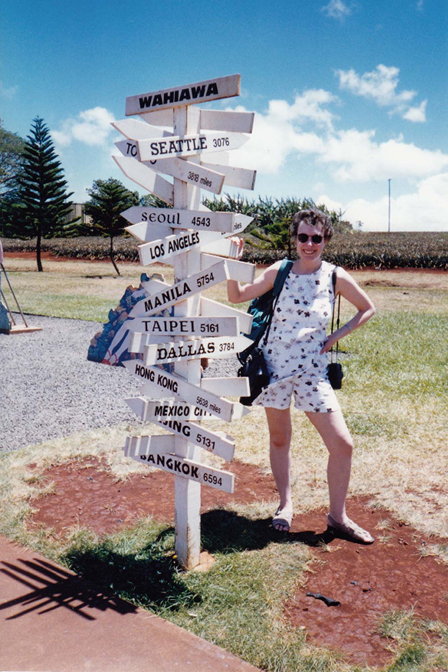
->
xmin=305 ymin=409 xmax=373 ymax=542
xmin=265 ymin=407 xmax=293 ymax=530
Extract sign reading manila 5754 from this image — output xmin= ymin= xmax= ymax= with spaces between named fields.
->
xmin=112 ymin=73 xmax=257 ymax=570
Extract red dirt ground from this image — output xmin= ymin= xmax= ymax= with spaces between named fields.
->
xmin=28 ymin=457 xmax=448 ymax=668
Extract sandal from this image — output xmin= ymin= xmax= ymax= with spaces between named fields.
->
xmin=272 ymin=507 xmax=293 ymax=532
xmin=327 ymin=514 xmax=374 ymax=545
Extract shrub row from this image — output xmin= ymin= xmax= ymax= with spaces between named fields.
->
xmin=3 ymin=232 xmax=448 ymax=269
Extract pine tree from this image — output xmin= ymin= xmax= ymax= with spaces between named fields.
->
xmin=84 ymin=178 xmax=138 ymax=276
xmin=18 ymin=117 xmax=73 ymax=271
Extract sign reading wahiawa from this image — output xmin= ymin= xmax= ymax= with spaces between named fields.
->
xmin=125 ymin=74 xmax=241 ymax=115
xmin=112 ymin=74 xmax=256 ymax=569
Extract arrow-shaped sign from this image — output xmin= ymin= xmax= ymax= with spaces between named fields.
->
xmin=137 ymin=131 xmax=250 ymax=162
xmin=129 ymin=261 xmax=228 ymax=317
xmin=123 ymin=360 xmax=249 ymax=422
xmin=138 ymin=229 xmax=224 ymax=266
xmin=127 ymin=316 xmax=239 ymax=338
xmin=125 ymin=399 xmax=234 ymax=462
xmin=115 ymin=140 xmax=225 ymax=195
xmin=144 ymin=335 xmax=253 ymax=366
xmin=125 ymin=396 xmax=215 ymax=422
xmin=126 ymin=74 xmax=241 ymax=116
xmin=113 ymin=155 xmax=174 ymax=205
xmin=125 ymin=437 xmax=235 ymax=493
xmin=121 ymin=207 xmax=253 ymax=236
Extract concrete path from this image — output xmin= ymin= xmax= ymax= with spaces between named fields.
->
xmin=0 ymin=536 xmax=259 ymax=671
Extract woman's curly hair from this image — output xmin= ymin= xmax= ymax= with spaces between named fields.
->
xmin=290 ymin=208 xmax=334 ymax=242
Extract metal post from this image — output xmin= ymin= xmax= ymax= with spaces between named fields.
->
xmin=388 ymin=179 xmax=391 ymax=233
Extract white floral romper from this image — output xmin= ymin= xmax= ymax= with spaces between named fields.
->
xmin=254 ymin=260 xmax=341 ymax=413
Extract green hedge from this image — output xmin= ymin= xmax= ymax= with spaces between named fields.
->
xmin=3 ymin=232 xmax=448 ymax=269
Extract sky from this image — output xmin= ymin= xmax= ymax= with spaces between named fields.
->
xmin=1 ymin=0 xmax=447 ymax=231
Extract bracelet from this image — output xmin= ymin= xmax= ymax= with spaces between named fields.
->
xmin=344 ymin=324 xmax=352 ymax=333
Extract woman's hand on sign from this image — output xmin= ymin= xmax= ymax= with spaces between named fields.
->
xmin=229 ymin=236 xmax=244 ymax=260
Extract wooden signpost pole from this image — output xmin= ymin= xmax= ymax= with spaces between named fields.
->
xmin=114 ymin=73 xmax=257 ymax=570
xmin=172 ymin=103 xmax=202 ymax=568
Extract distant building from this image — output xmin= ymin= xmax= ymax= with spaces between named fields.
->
xmin=64 ymin=203 xmax=91 ymax=225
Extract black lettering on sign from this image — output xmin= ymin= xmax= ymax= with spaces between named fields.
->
xmin=138 ymin=82 xmax=219 ymax=110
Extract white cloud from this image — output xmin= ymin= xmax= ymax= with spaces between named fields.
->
xmin=216 ymin=98 xmax=329 ymax=173
xmin=343 ymin=173 xmax=448 ymax=231
xmin=232 ymin=96 xmax=447 ymax=183
xmin=335 ymin=65 xmax=426 ymax=121
xmin=403 ymin=100 xmax=427 ymax=123
xmin=316 ymin=193 xmax=343 ymax=213
xmin=268 ymin=90 xmax=337 ymax=130
xmin=320 ymin=129 xmax=448 ymax=182
xmin=0 ymin=81 xmax=18 ymax=99
xmin=321 ymin=0 xmax=352 ymax=19
xmin=416 ymin=0 xmax=424 ymax=10
xmin=52 ymin=107 xmax=116 ymax=147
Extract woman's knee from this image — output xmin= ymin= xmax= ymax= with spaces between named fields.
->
xmin=331 ymin=433 xmax=353 ymax=458
xmin=269 ymin=425 xmax=292 ymax=450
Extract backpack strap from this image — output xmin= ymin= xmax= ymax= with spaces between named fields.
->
xmin=262 ymin=259 xmax=293 ymax=346
xmin=273 ymin=259 xmax=294 ymax=298
xmin=330 ymin=266 xmax=341 ymax=363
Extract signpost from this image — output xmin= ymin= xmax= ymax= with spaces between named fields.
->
xmin=114 ymin=73 xmax=257 ymax=569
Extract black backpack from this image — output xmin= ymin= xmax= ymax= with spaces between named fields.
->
xmin=237 ymin=259 xmax=293 ymax=364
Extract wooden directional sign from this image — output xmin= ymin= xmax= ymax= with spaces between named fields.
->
xmin=113 ymin=155 xmax=174 ymax=205
xmin=133 ymin=377 xmax=250 ymax=401
xmin=125 ymin=400 xmax=235 ymax=461
xmin=122 ymin=207 xmax=233 ymax=233
xmin=201 ymin=377 xmax=250 ymax=397
xmin=201 ymin=161 xmax=257 ymax=190
xmin=201 ymin=254 xmax=255 ymax=284
xmin=138 ymin=230 xmax=222 ymax=266
xmin=124 ymin=434 xmax=175 ymax=457
xmin=144 ymin=335 xmax=253 ymax=366
xmin=127 ymin=316 xmax=239 ymax=338
xmin=199 ymin=237 xmax=240 ymax=259
xmin=200 ymin=297 xmax=253 ymax=335
xmin=129 ymin=261 xmax=228 ymax=317
xmin=113 ymin=118 xmax=173 ymax=140
xmin=126 ymin=396 xmax=215 ymax=422
xmin=123 ymin=360 xmax=249 ymax=422
xmin=122 ymin=207 xmax=253 ymax=236
xmin=138 ymin=108 xmax=254 ymax=133
xmin=126 ymin=74 xmax=241 ymax=116
xmin=137 ymin=131 xmax=249 ymax=162
xmin=125 ymin=439 xmax=235 ymax=493
xmin=115 ymin=140 xmax=225 ymax=195
xmin=200 ymin=109 xmax=255 ymax=134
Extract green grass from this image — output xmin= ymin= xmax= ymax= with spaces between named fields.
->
xmin=1 ymin=258 xmax=448 ymax=671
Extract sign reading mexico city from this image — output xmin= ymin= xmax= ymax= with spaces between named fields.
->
xmin=125 ymin=74 xmax=241 ymax=115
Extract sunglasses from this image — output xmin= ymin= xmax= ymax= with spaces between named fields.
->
xmin=297 ymin=233 xmax=323 ymax=244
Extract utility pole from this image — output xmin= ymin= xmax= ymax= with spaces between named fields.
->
xmin=388 ymin=178 xmax=391 ymax=233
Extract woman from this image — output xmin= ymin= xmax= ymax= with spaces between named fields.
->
xmin=228 ymin=209 xmax=375 ymax=543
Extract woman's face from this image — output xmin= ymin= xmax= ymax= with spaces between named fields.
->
xmin=296 ymin=221 xmax=326 ymax=261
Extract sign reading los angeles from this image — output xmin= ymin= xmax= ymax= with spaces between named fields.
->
xmin=112 ymin=73 xmax=257 ymax=570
